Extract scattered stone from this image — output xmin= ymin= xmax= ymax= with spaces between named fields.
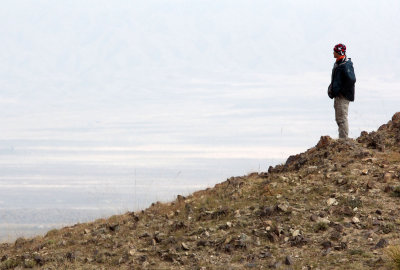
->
xmin=319 ymin=211 xmax=328 ymax=218
xmin=291 ymin=230 xmax=300 ymax=237
xmin=290 ymin=235 xmax=308 ymax=247
xmin=392 ymin=112 xmax=400 ymax=122
xmin=343 ymin=206 xmax=354 ymax=216
xmin=236 ymin=233 xmax=250 ymax=249
xmin=171 ymin=221 xmax=186 ymax=231
xmin=285 ymin=255 xmax=293 ymax=265
xmin=267 ymin=232 xmax=280 ymax=243
xmin=317 ymin=217 xmax=331 ymax=224
xmin=384 ymin=173 xmax=392 ymax=182
xmin=14 ymin=237 xmax=26 ymax=248
xmin=259 ymin=249 xmax=272 ymax=258
xmin=372 ymin=219 xmax=381 ymax=226
xmin=137 ymin=255 xmax=147 ymax=262
xmin=333 ymin=205 xmax=353 ymax=217
xmin=199 ymin=207 xmax=230 ymax=220
xmin=279 ymin=175 xmax=288 ymax=181
xmin=108 ymin=223 xmax=120 ymax=232
xmin=366 ymin=181 xmax=375 ymax=189
xmin=260 ymin=206 xmax=275 ymax=217
xmin=23 ymin=259 xmax=35 ymax=268
xmin=334 ymin=242 xmax=348 ymax=250
xmin=66 ymin=251 xmax=76 ymax=262
xmin=254 ymin=237 xmax=261 ymax=246
xmin=197 ymin=240 xmax=208 ymax=247
xmin=223 ymin=243 xmax=233 ymax=253
xmin=352 ymin=217 xmax=360 ymax=224
xmin=384 ymin=185 xmax=394 ymax=193
xmin=376 ymin=209 xmax=382 ymax=215
xmin=330 ymin=231 xmax=341 ymax=241
xmin=58 ymin=240 xmax=67 ymax=247
xmin=33 ymin=254 xmax=44 ymax=266
xmin=234 ymin=209 xmax=241 ymax=218
xmin=160 ymin=251 xmax=176 ymax=262
xmin=375 ymin=238 xmax=389 ymax=249
xmin=276 ymin=203 xmax=289 ymax=212
xmin=129 ymin=212 xmax=140 ymax=222
xmin=177 ymin=195 xmax=186 ymax=202
xmin=322 ymin=247 xmax=331 ymax=256
xmin=181 ymin=242 xmax=190 ymax=251
xmin=270 ymin=261 xmax=282 ymax=269
xmin=284 ymin=237 xmax=289 ymax=242
xmin=139 ymin=232 xmax=151 ymax=238
xmin=154 ymin=232 xmax=167 ymax=243
xmin=336 ymin=177 xmax=347 ymax=185
xmin=327 ymin=198 xmax=338 ymax=206
xmin=363 ymin=230 xmax=374 ymax=239
xmin=332 ymin=223 xmax=344 ymax=232
xmin=321 ymin=241 xmax=332 ymax=249
xmin=245 ymin=262 xmax=258 ymax=268
xmin=316 ymin=136 xmax=332 ymax=148
xmin=381 ymin=222 xmax=394 ymax=234
xmin=165 ymin=236 xmax=177 ymax=245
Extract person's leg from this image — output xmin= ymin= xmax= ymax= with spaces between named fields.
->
xmin=334 ymin=96 xmax=350 ymax=139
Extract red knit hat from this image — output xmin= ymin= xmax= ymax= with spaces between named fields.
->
xmin=334 ymin=43 xmax=346 ymax=55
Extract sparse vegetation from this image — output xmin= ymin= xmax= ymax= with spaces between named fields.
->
xmin=386 ymin=245 xmax=400 ymax=270
xmin=45 ymin=228 xmax=58 ymax=237
xmin=23 ymin=259 xmax=36 ymax=268
xmin=393 ymin=186 xmax=400 ymax=197
xmin=349 ymin=249 xmax=365 ymax=256
xmin=339 ymin=195 xmax=363 ymax=209
xmin=314 ymin=222 xmax=329 ymax=232
xmin=0 ymin=259 xmax=19 ymax=270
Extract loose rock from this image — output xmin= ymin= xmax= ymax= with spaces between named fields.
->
xmin=327 ymin=198 xmax=338 ymax=206
xmin=375 ymin=238 xmax=389 ymax=249
xmin=285 ymin=255 xmax=293 ymax=265
xmin=181 ymin=242 xmax=190 ymax=251
xmin=352 ymin=217 xmax=360 ymax=224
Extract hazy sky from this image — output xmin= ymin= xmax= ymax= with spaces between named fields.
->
xmin=1 ymin=0 xmax=400 ymax=171
xmin=1 ymin=1 xmax=400 ymax=239
xmin=1 ymin=0 xmax=400 ymax=76
xmin=1 ymin=0 xmax=399 ymax=137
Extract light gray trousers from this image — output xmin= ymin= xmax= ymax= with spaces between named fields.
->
xmin=334 ymin=96 xmax=350 ymax=139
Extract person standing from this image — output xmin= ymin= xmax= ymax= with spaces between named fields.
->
xmin=328 ymin=43 xmax=356 ymax=139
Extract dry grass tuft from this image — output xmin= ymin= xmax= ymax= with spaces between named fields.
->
xmin=393 ymin=186 xmax=400 ymax=198
xmin=386 ymin=245 xmax=400 ymax=269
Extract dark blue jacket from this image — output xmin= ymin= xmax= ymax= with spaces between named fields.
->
xmin=328 ymin=57 xmax=356 ymax=101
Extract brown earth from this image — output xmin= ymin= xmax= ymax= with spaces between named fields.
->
xmin=2 ymin=113 xmax=400 ymax=270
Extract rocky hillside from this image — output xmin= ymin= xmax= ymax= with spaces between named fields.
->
xmin=2 ymin=113 xmax=400 ymax=270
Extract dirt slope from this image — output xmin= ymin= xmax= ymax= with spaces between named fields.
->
xmin=2 ymin=113 xmax=400 ymax=270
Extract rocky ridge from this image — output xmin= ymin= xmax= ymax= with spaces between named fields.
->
xmin=2 ymin=113 xmax=400 ymax=269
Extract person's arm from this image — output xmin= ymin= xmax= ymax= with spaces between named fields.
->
xmin=331 ymin=68 xmax=343 ymax=97
xmin=328 ymin=83 xmax=334 ymax=99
